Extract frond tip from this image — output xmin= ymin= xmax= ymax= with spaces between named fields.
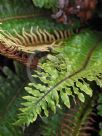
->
xmin=16 ymin=31 xmax=102 ymax=126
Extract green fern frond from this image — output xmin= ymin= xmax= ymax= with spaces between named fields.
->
xmin=0 ymin=0 xmax=44 ymax=19
xmin=0 ymin=62 xmax=28 ymax=136
xmin=0 ymin=0 xmax=80 ymax=66
xmin=32 ymin=0 xmax=57 ymax=9
xmin=42 ymin=98 xmax=97 ymax=136
xmin=0 ymin=22 xmax=78 ymax=53
xmin=16 ymin=31 xmax=102 ymax=126
xmin=0 ymin=0 xmax=33 ymax=21
xmin=42 ymin=107 xmax=63 ymax=136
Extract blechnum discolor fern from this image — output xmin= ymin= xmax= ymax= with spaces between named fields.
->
xmin=16 ymin=31 xmax=102 ymax=126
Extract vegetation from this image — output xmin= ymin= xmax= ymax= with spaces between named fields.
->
xmin=0 ymin=0 xmax=102 ymax=136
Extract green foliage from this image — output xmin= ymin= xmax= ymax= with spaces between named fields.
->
xmin=0 ymin=0 xmax=52 ymax=33
xmin=32 ymin=0 xmax=57 ymax=9
xmin=0 ymin=0 xmax=79 ymax=37
xmin=42 ymin=108 xmax=63 ymax=136
xmin=0 ymin=0 xmax=79 ymax=71
xmin=97 ymin=94 xmax=102 ymax=116
xmin=0 ymin=17 xmax=79 ymax=36
xmin=97 ymin=94 xmax=102 ymax=136
xmin=0 ymin=0 xmax=35 ymax=18
xmin=0 ymin=1 xmax=102 ymax=136
xmin=16 ymin=31 xmax=102 ymax=126
xmin=0 ymin=0 xmax=80 ymax=57
xmin=0 ymin=62 xmax=28 ymax=136
xmin=42 ymin=98 xmax=96 ymax=136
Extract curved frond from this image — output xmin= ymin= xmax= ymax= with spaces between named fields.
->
xmin=16 ymin=31 xmax=102 ymax=125
xmin=0 ymin=0 xmax=80 ymax=67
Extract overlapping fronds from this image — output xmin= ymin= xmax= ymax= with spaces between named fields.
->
xmin=0 ymin=0 xmax=80 ymax=67
xmin=42 ymin=99 xmax=97 ymax=136
xmin=0 ymin=62 xmax=28 ymax=136
xmin=16 ymin=31 xmax=102 ymax=126
xmin=0 ymin=20 xmax=79 ymax=67
xmin=0 ymin=0 xmax=102 ymax=136
xmin=59 ymin=101 xmax=97 ymax=136
xmin=0 ymin=21 xmax=80 ymax=66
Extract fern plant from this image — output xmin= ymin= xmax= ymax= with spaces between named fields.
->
xmin=16 ymin=31 xmax=102 ymax=126
xmin=42 ymin=97 xmax=97 ymax=136
xmin=0 ymin=0 xmax=80 ymax=67
xmin=0 ymin=62 xmax=28 ymax=136
xmin=0 ymin=0 xmax=102 ymax=135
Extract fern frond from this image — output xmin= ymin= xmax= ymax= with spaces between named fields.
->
xmin=0 ymin=20 xmax=79 ymax=67
xmin=32 ymin=0 xmax=57 ymax=9
xmin=0 ymin=26 xmax=76 ymax=53
xmin=0 ymin=0 xmax=47 ymax=20
xmin=0 ymin=0 xmax=80 ymax=67
xmin=0 ymin=62 xmax=28 ymax=136
xmin=16 ymin=31 xmax=102 ymax=126
xmin=59 ymin=101 xmax=96 ymax=136
xmin=42 ymin=98 xmax=97 ymax=136
xmin=97 ymin=94 xmax=102 ymax=136
xmin=42 ymin=107 xmax=63 ymax=136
